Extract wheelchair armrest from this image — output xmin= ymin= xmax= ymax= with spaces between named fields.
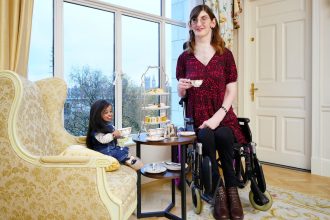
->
xmin=237 ymin=117 xmax=253 ymax=143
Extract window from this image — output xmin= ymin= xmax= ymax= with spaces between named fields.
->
xmin=165 ymin=0 xmax=188 ymax=22
xmin=121 ymin=16 xmax=159 ymax=133
xmin=28 ymin=0 xmax=189 ymax=136
xmin=28 ymin=0 xmax=53 ymax=81
xmin=165 ymin=24 xmax=187 ymax=128
xmin=63 ymin=2 xmax=115 ymax=135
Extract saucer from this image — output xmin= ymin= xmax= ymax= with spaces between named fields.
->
xmin=146 ymin=136 xmax=165 ymax=142
xmin=163 ymin=161 xmax=188 ymax=171
xmin=180 ymin=131 xmax=195 ymax=136
xmin=144 ymin=163 xmax=167 ymax=174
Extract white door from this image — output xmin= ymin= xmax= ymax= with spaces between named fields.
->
xmin=247 ymin=0 xmax=311 ymax=169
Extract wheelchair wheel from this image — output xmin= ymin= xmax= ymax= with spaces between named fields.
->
xmin=190 ymin=182 xmax=202 ymax=214
xmin=249 ymin=190 xmax=273 ymax=211
xmin=253 ymin=158 xmax=266 ymax=192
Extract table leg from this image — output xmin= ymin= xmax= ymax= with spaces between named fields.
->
xmin=136 ymin=142 xmax=142 ymax=217
xmin=180 ymin=144 xmax=187 ymax=220
xmin=170 ymin=146 xmax=176 ymax=206
xmin=134 ymin=139 xmax=191 ymax=220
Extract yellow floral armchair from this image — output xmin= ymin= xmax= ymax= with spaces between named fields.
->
xmin=0 ymin=70 xmax=137 ymax=220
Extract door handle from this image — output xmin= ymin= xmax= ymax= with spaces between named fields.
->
xmin=250 ymin=83 xmax=258 ymax=102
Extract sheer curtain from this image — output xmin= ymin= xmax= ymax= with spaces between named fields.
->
xmin=0 ymin=0 xmax=34 ymax=77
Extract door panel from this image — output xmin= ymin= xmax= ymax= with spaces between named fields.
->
xmin=248 ymin=0 xmax=311 ymax=169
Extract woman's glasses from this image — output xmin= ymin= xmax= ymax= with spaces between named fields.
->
xmin=190 ymin=15 xmax=210 ymax=26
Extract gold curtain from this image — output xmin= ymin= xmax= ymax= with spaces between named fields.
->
xmin=0 ymin=0 xmax=34 ymax=77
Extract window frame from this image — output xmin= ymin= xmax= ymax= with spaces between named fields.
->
xmin=53 ymin=0 xmax=187 ymax=128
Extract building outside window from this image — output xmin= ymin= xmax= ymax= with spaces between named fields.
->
xmin=29 ymin=0 xmax=190 ymax=136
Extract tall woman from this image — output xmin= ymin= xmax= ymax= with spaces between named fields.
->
xmin=176 ymin=5 xmax=245 ymax=220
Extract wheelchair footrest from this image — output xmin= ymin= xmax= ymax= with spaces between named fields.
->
xmin=250 ymin=178 xmax=269 ymax=205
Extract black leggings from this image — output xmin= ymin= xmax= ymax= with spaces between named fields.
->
xmin=197 ymin=126 xmax=238 ymax=188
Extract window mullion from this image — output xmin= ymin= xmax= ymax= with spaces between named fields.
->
xmin=160 ymin=20 xmax=166 ymax=89
xmin=54 ymin=0 xmax=64 ymax=78
xmin=161 ymin=0 xmax=165 ymax=17
xmin=115 ymin=11 xmax=123 ymax=129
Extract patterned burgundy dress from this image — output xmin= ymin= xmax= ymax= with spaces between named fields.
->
xmin=176 ymin=48 xmax=247 ymax=144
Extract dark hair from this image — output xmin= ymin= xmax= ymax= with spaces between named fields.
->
xmin=187 ymin=4 xmax=225 ymax=55
xmin=86 ymin=99 xmax=112 ymax=148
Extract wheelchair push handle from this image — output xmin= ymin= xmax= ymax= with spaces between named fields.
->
xmin=237 ymin=117 xmax=250 ymax=124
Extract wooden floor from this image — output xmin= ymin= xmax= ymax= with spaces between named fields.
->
xmin=129 ymin=164 xmax=330 ymax=220
xmin=263 ymin=164 xmax=330 ymax=199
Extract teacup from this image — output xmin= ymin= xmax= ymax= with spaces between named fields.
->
xmin=156 ymin=128 xmax=165 ymax=136
xmin=118 ymin=127 xmax=132 ymax=137
xmin=148 ymin=129 xmax=158 ymax=137
xmin=151 ymin=117 xmax=157 ymax=123
xmin=190 ymin=80 xmax=203 ymax=87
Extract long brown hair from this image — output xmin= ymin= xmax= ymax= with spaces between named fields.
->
xmin=86 ymin=99 xmax=113 ymax=148
xmin=187 ymin=5 xmax=225 ymax=55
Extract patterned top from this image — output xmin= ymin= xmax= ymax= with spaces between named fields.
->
xmin=176 ymin=48 xmax=247 ymax=144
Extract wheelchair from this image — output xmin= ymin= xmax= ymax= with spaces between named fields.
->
xmin=179 ymin=99 xmax=273 ymax=214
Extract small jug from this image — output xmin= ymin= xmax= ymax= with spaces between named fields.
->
xmin=165 ymin=124 xmax=177 ymax=139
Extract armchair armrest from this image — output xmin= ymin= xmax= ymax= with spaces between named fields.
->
xmin=40 ymin=155 xmax=90 ymax=164
xmin=76 ymin=136 xmax=86 ymax=145
xmin=40 ymin=145 xmax=121 ymax=172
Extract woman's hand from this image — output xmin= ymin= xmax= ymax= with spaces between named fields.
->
xmin=112 ymin=130 xmax=121 ymax=139
xmin=199 ymin=116 xmax=221 ymax=130
xmin=178 ymin=78 xmax=192 ymax=97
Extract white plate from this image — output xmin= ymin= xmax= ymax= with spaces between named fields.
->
xmin=146 ymin=136 xmax=165 ymax=142
xmin=180 ymin=131 xmax=195 ymax=136
xmin=163 ymin=162 xmax=188 ymax=171
xmin=144 ymin=163 xmax=167 ymax=174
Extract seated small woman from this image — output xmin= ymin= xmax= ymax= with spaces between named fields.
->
xmin=86 ymin=99 xmax=143 ymax=170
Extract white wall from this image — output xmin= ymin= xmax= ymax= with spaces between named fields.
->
xmin=311 ymin=0 xmax=330 ymax=177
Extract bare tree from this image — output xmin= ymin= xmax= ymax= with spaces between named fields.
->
xmin=64 ymin=65 xmax=141 ymax=136
xmin=64 ymin=65 xmax=114 ymax=136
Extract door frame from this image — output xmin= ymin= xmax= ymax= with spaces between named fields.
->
xmin=237 ymin=0 xmax=321 ymax=173
xmin=237 ymin=0 xmax=255 ymax=132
